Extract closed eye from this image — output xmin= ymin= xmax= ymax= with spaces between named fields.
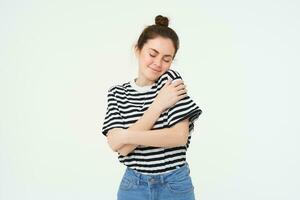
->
xmin=149 ymin=53 xmax=171 ymax=63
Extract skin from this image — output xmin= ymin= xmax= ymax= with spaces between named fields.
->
xmin=135 ymin=36 xmax=176 ymax=86
xmin=106 ymin=36 xmax=190 ymax=155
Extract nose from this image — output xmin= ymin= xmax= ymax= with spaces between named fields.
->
xmin=153 ymin=57 xmax=162 ymax=67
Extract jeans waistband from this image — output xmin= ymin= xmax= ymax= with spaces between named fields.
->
xmin=124 ymin=163 xmax=190 ymax=185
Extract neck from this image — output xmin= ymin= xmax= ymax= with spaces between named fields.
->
xmin=135 ymin=72 xmax=154 ymax=86
xmin=135 ymin=78 xmax=154 ymax=86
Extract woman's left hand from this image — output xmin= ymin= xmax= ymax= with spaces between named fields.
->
xmin=107 ymin=128 xmax=126 ymax=152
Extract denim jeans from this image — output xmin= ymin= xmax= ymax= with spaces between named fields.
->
xmin=117 ymin=163 xmax=195 ymax=200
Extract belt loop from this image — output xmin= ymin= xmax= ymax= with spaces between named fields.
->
xmin=160 ymin=175 xmax=164 ymax=184
xmin=137 ymin=172 xmax=141 ymax=185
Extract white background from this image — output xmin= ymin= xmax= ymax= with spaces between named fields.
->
xmin=1 ymin=0 xmax=299 ymax=199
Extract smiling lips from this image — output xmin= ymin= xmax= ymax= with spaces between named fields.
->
xmin=148 ymin=66 xmax=162 ymax=73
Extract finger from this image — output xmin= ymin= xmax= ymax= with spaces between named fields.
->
xmin=177 ymin=88 xmax=187 ymax=96
xmin=175 ymin=83 xmax=186 ymax=91
xmin=177 ymin=93 xmax=187 ymax=101
xmin=171 ymin=79 xmax=184 ymax=87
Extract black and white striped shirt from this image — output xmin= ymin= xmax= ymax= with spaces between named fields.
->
xmin=102 ymin=69 xmax=202 ymax=174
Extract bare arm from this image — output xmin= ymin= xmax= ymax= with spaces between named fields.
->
xmin=107 ymin=119 xmax=189 ymax=150
xmin=125 ymin=119 xmax=189 ymax=147
xmin=116 ymin=103 xmax=163 ymax=156
xmin=108 ymin=79 xmax=187 ymax=155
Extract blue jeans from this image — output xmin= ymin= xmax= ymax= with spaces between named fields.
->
xmin=117 ymin=163 xmax=195 ymax=200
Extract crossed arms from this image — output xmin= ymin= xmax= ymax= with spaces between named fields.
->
xmin=106 ymin=79 xmax=189 ymax=156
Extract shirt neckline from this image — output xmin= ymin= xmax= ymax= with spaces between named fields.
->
xmin=130 ymin=78 xmax=155 ymax=93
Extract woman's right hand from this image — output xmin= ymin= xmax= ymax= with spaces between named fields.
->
xmin=152 ymin=78 xmax=187 ymax=113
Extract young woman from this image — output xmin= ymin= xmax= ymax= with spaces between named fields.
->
xmin=102 ymin=15 xmax=202 ymax=200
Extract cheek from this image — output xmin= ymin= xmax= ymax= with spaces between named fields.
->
xmin=142 ymin=55 xmax=154 ymax=65
xmin=162 ymin=63 xmax=171 ymax=70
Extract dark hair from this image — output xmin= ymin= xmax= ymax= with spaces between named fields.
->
xmin=135 ymin=15 xmax=179 ymax=59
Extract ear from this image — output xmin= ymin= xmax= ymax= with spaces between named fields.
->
xmin=134 ymin=46 xmax=140 ymax=58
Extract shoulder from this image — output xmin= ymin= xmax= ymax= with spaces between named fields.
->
xmin=154 ymin=68 xmax=183 ymax=87
xmin=105 ymin=82 xmax=130 ymax=103
xmin=107 ymin=82 xmax=130 ymax=94
xmin=166 ymin=68 xmax=182 ymax=80
xmin=157 ymin=68 xmax=183 ymax=84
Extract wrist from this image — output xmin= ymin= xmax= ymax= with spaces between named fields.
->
xmin=149 ymin=101 xmax=164 ymax=114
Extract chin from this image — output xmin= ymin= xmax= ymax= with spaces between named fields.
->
xmin=145 ymin=74 xmax=158 ymax=82
xmin=146 ymin=71 xmax=162 ymax=82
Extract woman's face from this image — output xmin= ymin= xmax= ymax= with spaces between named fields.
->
xmin=135 ymin=36 xmax=175 ymax=85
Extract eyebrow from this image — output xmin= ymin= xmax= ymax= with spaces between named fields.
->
xmin=149 ymin=48 xmax=173 ymax=58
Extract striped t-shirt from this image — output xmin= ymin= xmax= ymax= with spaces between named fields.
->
xmin=102 ymin=69 xmax=202 ymax=174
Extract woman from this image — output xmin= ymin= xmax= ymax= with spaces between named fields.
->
xmin=102 ymin=15 xmax=202 ymax=200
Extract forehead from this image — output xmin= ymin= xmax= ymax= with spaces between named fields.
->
xmin=143 ymin=37 xmax=175 ymax=56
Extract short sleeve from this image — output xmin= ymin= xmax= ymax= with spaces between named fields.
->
xmin=101 ymin=86 xmax=125 ymax=136
xmin=166 ymin=69 xmax=202 ymax=132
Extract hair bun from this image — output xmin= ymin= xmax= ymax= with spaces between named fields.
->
xmin=155 ymin=15 xmax=169 ymax=27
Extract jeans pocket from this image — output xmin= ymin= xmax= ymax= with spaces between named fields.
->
xmin=166 ymin=175 xmax=194 ymax=194
xmin=119 ymin=177 xmax=136 ymax=191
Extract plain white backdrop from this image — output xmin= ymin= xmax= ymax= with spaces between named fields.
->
xmin=0 ymin=0 xmax=299 ymax=199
